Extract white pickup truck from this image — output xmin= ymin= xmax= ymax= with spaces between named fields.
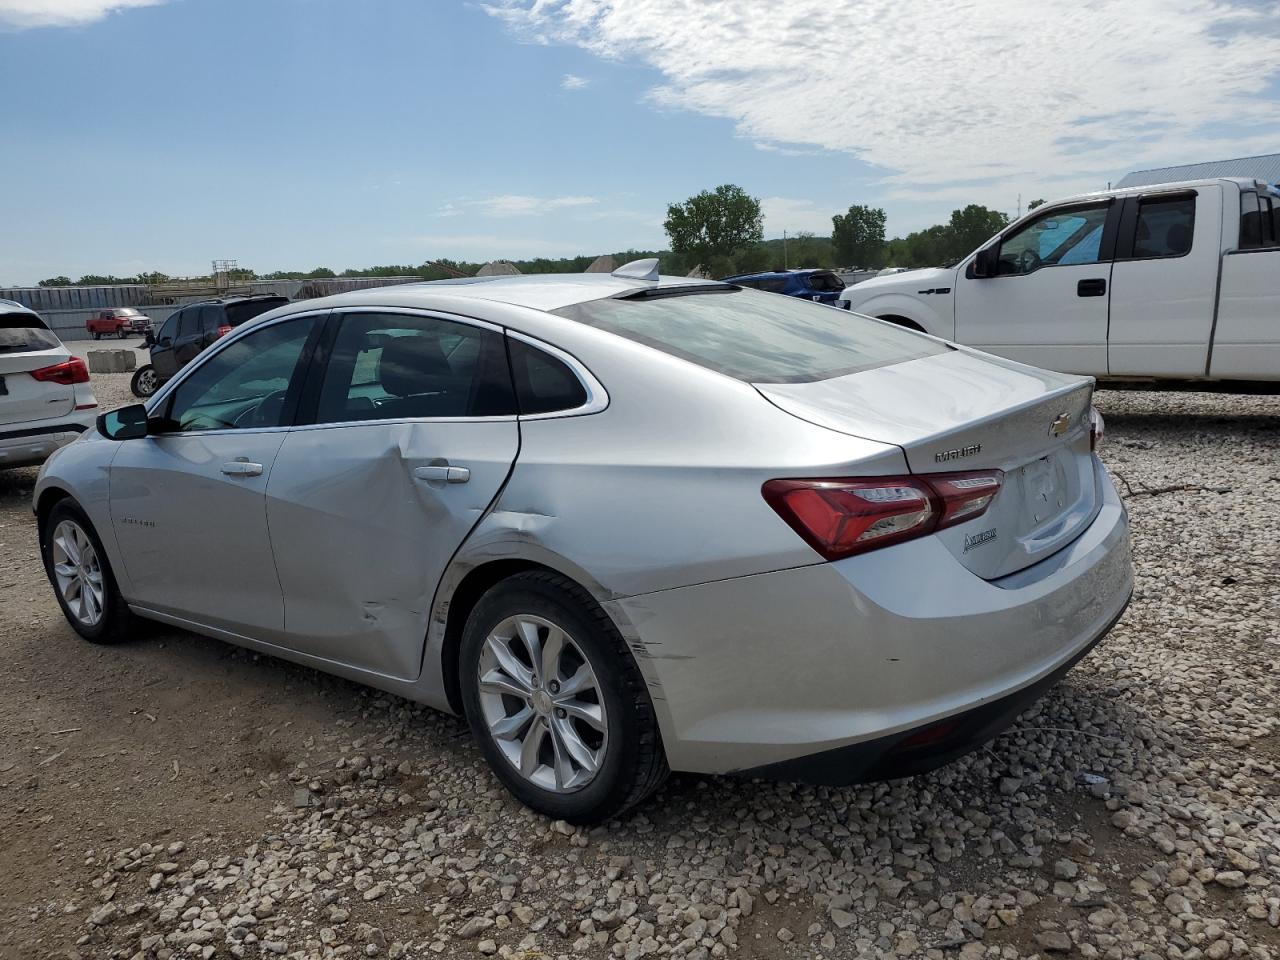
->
xmin=837 ymin=178 xmax=1280 ymax=386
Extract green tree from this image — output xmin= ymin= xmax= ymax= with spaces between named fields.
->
xmin=1027 ymin=198 xmax=1046 ymax=211
xmin=133 ymin=271 xmax=171 ymax=285
xmin=38 ymin=276 xmax=72 ymax=287
xmin=831 ymin=205 xmax=887 ymax=268
xmin=664 ymin=184 xmax=764 ymax=270
xmin=947 ymin=204 xmax=1010 ymax=257
xmin=304 ymin=267 xmax=336 ymax=279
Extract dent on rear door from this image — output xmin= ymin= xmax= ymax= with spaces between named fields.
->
xmin=264 ymin=419 xmax=519 ymax=681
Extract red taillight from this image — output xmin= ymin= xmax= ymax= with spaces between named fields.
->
xmin=215 ymin=324 xmax=233 ymax=338
xmin=30 ymin=357 xmax=90 ymax=386
xmin=763 ymin=470 xmax=1003 ymax=560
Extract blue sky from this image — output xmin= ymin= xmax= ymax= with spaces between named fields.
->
xmin=2 ymin=0 xmax=1277 ymax=285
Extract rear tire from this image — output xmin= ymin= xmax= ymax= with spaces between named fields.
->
xmin=92 ymin=331 xmax=101 ymax=340
xmin=117 ymin=328 xmax=127 ymax=339
xmin=460 ymin=571 xmax=668 ymax=823
xmin=40 ymin=500 xmax=137 ymax=645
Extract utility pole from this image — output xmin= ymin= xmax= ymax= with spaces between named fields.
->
xmin=783 ymin=230 xmax=788 ymax=270
xmin=1016 ymin=193 xmax=1021 ymax=219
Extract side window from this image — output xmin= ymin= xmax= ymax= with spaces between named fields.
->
xmin=1240 ymin=190 xmax=1263 ymax=249
xmin=176 ymin=308 xmax=199 ymax=338
xmin=158 ymin=312 xmax=180 ymax=342
xmin=1132 ymin=195 xmax=1195 ymax=259
xmin=997 ymin=204 xmax=1110 ymax=275
xmin=196 ymin=305 xmax=222 ymax=334
xmin=315 ymin=312 xmax=515 ymax=423
xmin=759 ymin=278 xmax=789 ymax=293
xmin=163 ymin=318 xmax=312 ymax=432
xmin=509 ymin=339 xmax=589 ymax=415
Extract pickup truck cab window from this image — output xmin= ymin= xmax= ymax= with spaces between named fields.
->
xmin=996 ymin=203 xmax=1110 ymax=276
xmin=1239 ymin=190 xmax=1278 ymax=249
xmin=1131 ymin=196 xmax=1195 ymax=259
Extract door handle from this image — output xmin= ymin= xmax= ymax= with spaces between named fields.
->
xmin=1077 ymin=278 xmax=1107 ymax=297
xmin=221 ymin=460 xmax=263 ymax=477
xmin=414 ymin=464 xmax=470 ymax=484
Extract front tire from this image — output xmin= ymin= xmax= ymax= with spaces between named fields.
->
xmin=460 ymin=571 xmax=668 ymax=823
xmin=117 ymin=328 xmax=128 ymax=339
xmin=40 ymin=500 xmax=136 ymax=644
xmin=130 ymin=364 xmax=159 ymax=398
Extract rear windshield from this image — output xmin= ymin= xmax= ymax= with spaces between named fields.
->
xmin=554 ymin=287 xmax=947 ymax=384
xmin=0 ymin=313 xmax=61 ymax=352
xmin=226 ymin=299 xmax=288 ymax=326
xmin=805 ymin=272 xmax=845 ymax=292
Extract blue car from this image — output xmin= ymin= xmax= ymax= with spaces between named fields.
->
xmin=722 ymin=269 xmax=846 ymax=305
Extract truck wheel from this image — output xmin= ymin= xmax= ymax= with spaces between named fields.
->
xmin=130 ymin=365 xmax=159 ymax=398
xmin=92 ymin=331 xmax=101 ymax=340
xmin=117 ymin=328 xmax=128 ymax=339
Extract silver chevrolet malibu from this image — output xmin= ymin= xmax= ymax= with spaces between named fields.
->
xmin=34 ymin=261 xmax=1132 ymax=822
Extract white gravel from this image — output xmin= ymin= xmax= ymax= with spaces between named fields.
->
xmin=12 ymin=383 xmax=1280 ymax=960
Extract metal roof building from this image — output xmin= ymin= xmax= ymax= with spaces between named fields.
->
xmin=1117 ymin=153 xmax=1280 ymax=188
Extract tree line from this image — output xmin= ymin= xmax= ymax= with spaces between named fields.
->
xmin=34 ymin=185 xmax=1022 ymax=288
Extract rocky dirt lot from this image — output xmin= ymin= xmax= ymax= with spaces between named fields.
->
xmin=1 ymin=376 xmax=1277 ymax=960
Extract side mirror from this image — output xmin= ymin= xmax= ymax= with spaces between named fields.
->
xmin=97 ymin=404 xmax=150 ymax=441
xmin=972 ymin=244 xmax=1000 ymax=278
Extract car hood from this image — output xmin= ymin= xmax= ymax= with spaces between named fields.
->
xmin=840 ymin=266 xmax=954 ymax=299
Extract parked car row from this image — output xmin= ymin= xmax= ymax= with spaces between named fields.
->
xmin=33 ymin=261 xmax=1131 ymax=822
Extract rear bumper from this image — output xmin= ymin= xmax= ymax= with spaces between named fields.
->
xmin=613 ymin=463 xmax=1132 ymax=776
xmin=0 ymin=419 xmax=92 ymax=469
xmin=738 ymin=592 xmax=1128 ymax=784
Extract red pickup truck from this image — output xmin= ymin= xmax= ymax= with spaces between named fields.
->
xmin=86 ymin=308 xmax=152 ymax=340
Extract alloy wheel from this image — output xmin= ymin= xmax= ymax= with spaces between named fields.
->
xmin=135 ymin=368 xmax=157 ymax=395
xmin=476 ymin=614 xmax=608 ymax=793
xmin=50 ymin=520 xmax=105 ymax=627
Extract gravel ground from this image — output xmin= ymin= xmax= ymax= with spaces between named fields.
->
xmin=1 ymin=376 xmax=1277 ymax=960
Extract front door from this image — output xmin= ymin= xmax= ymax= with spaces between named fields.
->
xmin=266 ymin=309 xmax=520 ymax=680
xmin=1107 ymin=189 xmax=1216 ymax=377
xmin=110 ymin=314 xmax=319 ymax=636
xmin=954 ymin=200 xmax=1116 ymax=375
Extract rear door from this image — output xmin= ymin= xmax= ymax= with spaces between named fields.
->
xmin=1107 ymin=187 xmax=1218 ymax=376
xmin=264 ymin=308 xmax=519 ymax=680
xmin=953 ymin=200 xmax=1117 ymax=374
xmin=0 ymin=316 xmax=74 ymax=426
xmin=1211 ymin=186 xmax=1280 ymax=380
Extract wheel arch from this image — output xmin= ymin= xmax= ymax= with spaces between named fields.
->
xmin=35 ymin=485 xmax=74 ymax=530
xmin=429 ymin=547 xmax=656 ymax=722
xmin=877 ymin=314 xmax=926 ymax=332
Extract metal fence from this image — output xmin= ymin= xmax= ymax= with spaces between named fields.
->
xmin=3 ymin=277 xmax=426 ymax=341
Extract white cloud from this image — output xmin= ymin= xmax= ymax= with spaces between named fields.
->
xmin=561 ymin=73 xmax=590 ymax=90
xmin=0 ymin=0 xmax=163 ymax=28
xmin=760 ymin=196 xmax=832 ymax=235
xmin=440 ymin=194 xmax=599 ymax=217
xmin=486 ymin=0 xmax=1280 ymax=203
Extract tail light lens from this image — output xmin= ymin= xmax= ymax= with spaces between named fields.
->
xmin=1089 ymin=407 xmax=1105 ymax=451
xmin=763 ymin=470 xmax=1004 ymax=561
xmin=215 ymin=324 xmax=233 ymax=338
xmin=30 ymin=357 xmax=90 ymax=385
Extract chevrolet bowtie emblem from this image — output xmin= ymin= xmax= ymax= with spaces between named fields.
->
xmin=1049 ymin=413 xmax=1072 ymax=437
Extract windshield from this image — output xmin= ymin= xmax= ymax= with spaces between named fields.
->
xmin=0 ymin=314 xmax=61 ymax=352
xmin=554 ymin=287 xmax=947 ymax=384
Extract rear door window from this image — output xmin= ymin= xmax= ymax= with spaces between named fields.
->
xmin=554 ymin=287 xmax=947 ymax=384
xmin=1240 ymin=190 xmax=1263 ymax=248
xmin=176 ymin=309 xmax=200 ymax=338
xmin=313 ymin=312 xmax=515 ymax=423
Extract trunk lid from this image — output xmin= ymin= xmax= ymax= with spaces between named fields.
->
xmin=0 ymin=346 xmax=76 ymax=426
xmin=756 ymin=348 xmax=1099 ymax=579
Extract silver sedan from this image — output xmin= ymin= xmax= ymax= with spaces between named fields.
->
xmin=34 ymin=260 xmax=1132 ymax=823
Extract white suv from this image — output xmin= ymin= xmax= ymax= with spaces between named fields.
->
xmin=0 ymin=299 xmax=98 ymax=469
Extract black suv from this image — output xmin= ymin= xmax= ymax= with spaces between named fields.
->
xmin=132 ymin=295 xmax=288 ymax=397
